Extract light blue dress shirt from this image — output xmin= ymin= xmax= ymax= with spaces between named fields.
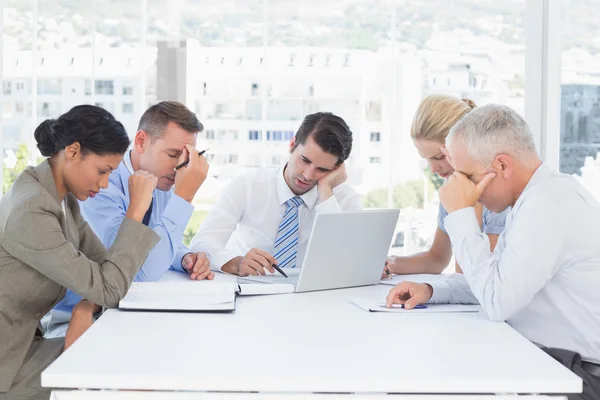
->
xmin=51 ymin=151 xmax=194 ymax=314
xmin=437 ymin=202 xmax=507 ymax=235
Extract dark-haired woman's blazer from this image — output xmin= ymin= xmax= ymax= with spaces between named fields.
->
xmin=0 ymin=160 xmax=159 ymax=394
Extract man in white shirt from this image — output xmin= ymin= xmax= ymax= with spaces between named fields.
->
xmin=386 ymin=104 xmax=600 ymax=400
xmin=190 ymin=112 xmax=361 ymax=276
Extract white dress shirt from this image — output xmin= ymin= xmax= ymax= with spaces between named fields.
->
xmin=429 ymin=163 xmax=600 ymax=364
xmin=190 ymin=166 xmax=362 ymax=271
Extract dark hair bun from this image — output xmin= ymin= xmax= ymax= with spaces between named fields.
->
xmin=34 ymin=119 xmax=57 ymax=157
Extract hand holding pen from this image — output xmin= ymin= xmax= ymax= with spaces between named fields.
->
xmin=173 ymin=145 xmax=210 ymax=203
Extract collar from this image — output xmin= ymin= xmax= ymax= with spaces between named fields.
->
xmin=33 ymin=159 xmax=61 ymax=205
xmin=276 ymin=165 xmax=318 ymax=210
xmin=521 ymin=162 xmax=552 ymax=195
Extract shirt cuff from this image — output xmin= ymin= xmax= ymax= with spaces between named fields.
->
xmin=210 ymin=250 xmax=241 ymax=272
xmin=315 ymin=195 xmax=342 ymax=213
xmin=172 ymin=247 xmax=191 ymax=272
xmin=428 ymin=281 xmax=452 ymax=303
xmin=444 ymin=207 xmax=482 ymax=245
xmin=161 ymin=194 xmax=194 ymax=229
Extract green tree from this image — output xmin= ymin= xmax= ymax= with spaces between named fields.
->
xmin=183 ymin=209 xmax=210 ymax=246
xmin=3 ymin=144 xmax=33 ymax=194
xmin=424 ymin=166 xmax=445 ymax=190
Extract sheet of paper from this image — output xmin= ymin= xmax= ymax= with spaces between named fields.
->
xmin=237 ymin=283 xmax=295 ymax=296
xmin=237 ymin=268 xmax=301 ymax=285
xmin=119 ymin=281 xmax=236 ymax=311
xmin=379 ymin=273 xmax=450 ymax=286
xmin=349 ymin=297 xmax=480 ymax=313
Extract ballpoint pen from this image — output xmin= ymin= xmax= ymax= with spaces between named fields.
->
xmin=271 ymin=263 xmax=288 ymax=278
xmin=174 ymin=148 xmax=209 ymax=170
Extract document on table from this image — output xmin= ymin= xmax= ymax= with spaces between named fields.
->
xmin=235 ymin=269 xmax=300 ymax=295
xmin=119 ymin=281 xmax=236 ymax=311
xmin=349 ymin=297 xmax=480 ymax=313
xmin=379 ymin=273 xmax=451 ymax=286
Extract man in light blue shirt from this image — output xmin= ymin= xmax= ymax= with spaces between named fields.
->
xmin=43 ymin=101 xmax=212 ymax=338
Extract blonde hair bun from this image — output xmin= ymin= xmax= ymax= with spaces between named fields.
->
xmin=461 ymin=98 xmax=477 ymax=109
xmin=410 ymin=94 xmax=476 ymax=142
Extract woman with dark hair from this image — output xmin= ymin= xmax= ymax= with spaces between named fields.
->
xmin=0 ymin=105 xmax=160 ymax=399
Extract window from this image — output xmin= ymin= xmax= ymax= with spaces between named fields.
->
xmin=3 ymin=81 xmax=11 ymax=95
xmin=248 ymin=130 xmax=261 ymax=141
xmin=84 ymin=80 xmax=92 ymax=96
xmin=228 ymin=130 xmax=239 ymax=140
xmin=251 ymin=83 xmax=259 ymax=97
xmin=95 ymin=102 xmax=114 ymax=112
xmin=560 ymin=1 xmax=600 ymax=176
xmin=2 ymin=102 xmax=14 ymax=118
xmin=122 ymin=103 xmax=134 ymax=113
xmin=37 ymin=79 xmax=62 ymax=95
xmin=37 ymin=102 xmax=61 ymax=118
xmin=1 ymin=0 xmax=527 ymax=253
xmin=95 ymin=80 xmax=114 ymax=95
xmin=365 ymin=101 xmax=382 ymax=121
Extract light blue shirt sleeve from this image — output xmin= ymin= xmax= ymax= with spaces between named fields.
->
xmin=437 ymin=203 xmax=449 ymax=233
xmin=439 ymin=203 xmax=507 ymax=236
xmin=79 ymin=179 xmax=194 ymax=282
xmin=174 ymin=244 xmax=191 ymax=270
xmin=482 ymin=207 xmax=508 ymax=235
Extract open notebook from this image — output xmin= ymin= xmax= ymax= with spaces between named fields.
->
xmin=119 ymin=281 xmax=237 ymax=311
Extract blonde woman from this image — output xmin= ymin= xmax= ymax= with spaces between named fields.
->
xmin=383 ymin=95 xmax=507 ymax=276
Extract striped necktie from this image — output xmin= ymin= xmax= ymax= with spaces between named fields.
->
xmin=273 ymin=196 xmax=303 ymax=269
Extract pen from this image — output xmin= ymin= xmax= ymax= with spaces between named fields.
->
xmin=379 ymin=303 xmax=428 ymax=309
xmin=271 ymin=263 xmax=288 ymax=278
xmin=384 ymin=266 xmax=391 ymax=279
xmin=174 ymin=149 xmax=209 ymax=170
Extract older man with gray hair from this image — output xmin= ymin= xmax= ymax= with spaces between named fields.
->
xmin=386 ymin=104 xmax=600 ymax=400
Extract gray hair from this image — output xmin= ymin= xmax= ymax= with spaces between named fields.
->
xmin=447 ymin=104 xmax=537 ymax=166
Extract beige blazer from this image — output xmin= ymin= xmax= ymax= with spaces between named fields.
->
xmin=0 ymin=160 xmax=159 ymax=391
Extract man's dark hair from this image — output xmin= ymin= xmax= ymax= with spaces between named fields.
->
xmin=292 ymin=112 xmax=353 ymax=164
xmin=138 ymin=101 xmax=203 ymax=140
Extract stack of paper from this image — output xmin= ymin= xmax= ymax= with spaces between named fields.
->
xmin=350 ymin=297 xmax=480 ymax=313
xmin=119 ymin=281 xmax=236 ymax=311
xmin=379 ymin=273 xmax=450 ymax=286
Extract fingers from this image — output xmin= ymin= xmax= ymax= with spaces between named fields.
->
xmin=242 ymin=259 xmax=268 ymax=276
xmin=385 ymin=283 xmax=411 ymax=308
xmin=251 ymin=248 xmax=276 ymax=273
xmin=185 ymin=144 xmax=199 ymax=169
xmin=192 ymin=267 xmax=213 ymax=281
xmin=189 ymin=256 xmax=211 ymax=280
xmin=178 ymin=146 xmax=190 ymax=166
xmin=476 ymin=172 xmax=496 ymax=195
xmin=182 ymin=253 xmax=195 ymax=271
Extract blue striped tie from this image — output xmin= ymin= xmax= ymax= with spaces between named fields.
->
xmin=273 ymin=197 xmax=303 ymax=269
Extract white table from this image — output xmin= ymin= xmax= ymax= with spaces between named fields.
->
xmin=42 ymin=278 xmax=581 ymax=396
xmin=50 ymin=392 xmax=567 ymax=400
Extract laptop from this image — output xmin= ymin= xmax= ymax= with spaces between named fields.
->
xmin=237 ymin=209 xmax=400 ymax=293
